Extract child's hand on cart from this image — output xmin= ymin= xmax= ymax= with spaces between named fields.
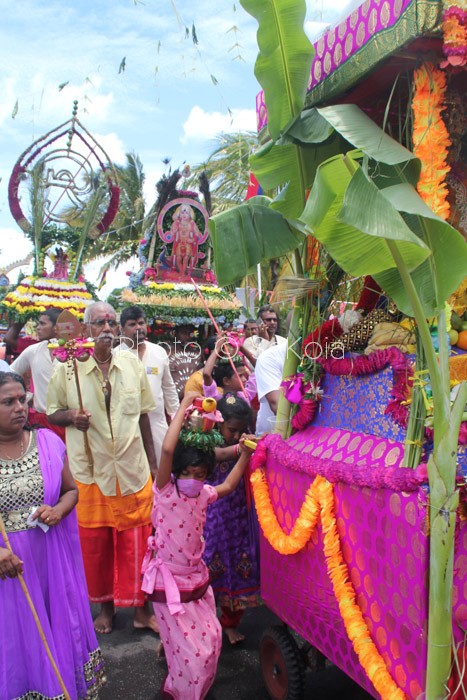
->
xmin=239 ymin=434 xmax=258 ymax=453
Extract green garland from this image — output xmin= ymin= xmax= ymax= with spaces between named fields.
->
xmin=179 ymin=428 xmax=224 ymax=452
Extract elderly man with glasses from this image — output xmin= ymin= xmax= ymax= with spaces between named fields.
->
xmin=46 ymin=302 xmax=159 ymax=636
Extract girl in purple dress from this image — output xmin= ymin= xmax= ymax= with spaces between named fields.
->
xmin=0 ymin=371 xmax=104 ymax=700
xmin=203 ymin=396 xmax=261 ymax=645
xmin=141 ymin=393 xmax=253 ymax=700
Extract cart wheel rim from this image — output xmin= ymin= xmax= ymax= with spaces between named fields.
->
xmin=260 ymin=636 xmax=290 ymax=700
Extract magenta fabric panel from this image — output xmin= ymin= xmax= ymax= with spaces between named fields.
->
xmin=256 ymin=0 xmax=414 ymax=131
xmin=453 ymin=518 xmax=467 ymax=646
xmin=260 ymin=450 xmax=437 ymax=699
xmin=289 ymin=425 xmax=405 ymax=469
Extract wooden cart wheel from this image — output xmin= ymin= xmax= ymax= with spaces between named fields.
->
xmin=259 ymin=625 xmax=305 ymax=700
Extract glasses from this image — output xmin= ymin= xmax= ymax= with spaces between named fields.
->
xmin=89 ymin=319 xmax=118 ymax=328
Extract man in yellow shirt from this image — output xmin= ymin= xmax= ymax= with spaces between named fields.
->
xmin=47 ymin=302 xmax=158 ymax=635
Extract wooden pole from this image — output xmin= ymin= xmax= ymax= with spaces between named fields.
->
xmin=72 ymin=358 xmax=94 ymax=474
xmin=190 ymin=278 xmax=246 ymax=394
xmin=0 ymin=513 xmax=71 ymax=699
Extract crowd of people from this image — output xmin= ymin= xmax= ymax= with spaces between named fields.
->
xmin=0 ymin=301 xmax=287 ymax=700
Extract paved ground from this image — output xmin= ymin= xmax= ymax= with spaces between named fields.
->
xmin=94 ymin=604 xmax=373 ymax=700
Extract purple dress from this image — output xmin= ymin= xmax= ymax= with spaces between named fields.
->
xmin=0 ymin=429 xmax=104 ymax=700
xmin=203 ymin=459 xmax=261 ymax=612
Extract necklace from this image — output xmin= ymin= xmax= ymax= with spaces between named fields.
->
xmin=0 ymin=433 xmax=25 ymax=461
xmin=95 ymin=355 xmax=112 ymax=364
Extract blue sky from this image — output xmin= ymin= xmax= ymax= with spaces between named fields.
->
xmin=0 ymin=0 xmax=351 ymax=296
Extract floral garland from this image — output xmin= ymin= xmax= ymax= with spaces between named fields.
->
xmin=121 ymin=284 xmax=242 ymax=326
xmin=1 ymin=276 xmax=93 ymax=320
xmin=251 ymin=468 xmax=323 ymax=554
xmin=317 ymin=478 xmax=406 ymax=700
xmin=412 ymin=63 xmax=451 ymax=220
xmin=441 ymin=0 xmax=467 ymax=68
xmin=253 ymin=434 xmax=427 ymax=491
xmin=250 ymin=463 xmax=406 ymax=700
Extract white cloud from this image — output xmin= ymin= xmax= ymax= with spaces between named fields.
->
xmin=0 ymin=228 xmax=34 ymax=270
xmin=92 ymin=132 xmax=127 ymax=166
xmin=181 ymin=106 xmax=257 ymax=144
xmin=305 ymin=21 xmax=331 ymax=43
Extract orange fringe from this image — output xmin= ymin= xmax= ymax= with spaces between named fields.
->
xmin=412 ymin=63 xmax=451 ymax=220
xmin=251 ymin=469 xmax=407 ymax=700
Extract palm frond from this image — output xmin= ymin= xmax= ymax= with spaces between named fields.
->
xmin=28 ymin=161 xmax=47 ymax=273
xmin=198 ymin=171 xmax=212 ymax=215
xmin=269 ymin=276 xmax=319 ymax=304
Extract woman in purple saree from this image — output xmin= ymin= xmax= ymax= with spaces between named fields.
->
xmin=0 ymin=371 xmax=104 ymax=699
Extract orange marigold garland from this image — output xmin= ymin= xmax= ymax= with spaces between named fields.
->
xmin=317 ymin=479 xmax=406 ymax=700
xmin=441 ymin=0 xmax=467 ymax=68
xmin=412 ymin=63 xmax=451 ymax=220
xmin=250 ymin=469 xmax=322 ymax=554
xmin=251 ymin=470 xmax=406 ymax=700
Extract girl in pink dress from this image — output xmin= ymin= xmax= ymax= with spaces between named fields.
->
xmin=141 ymin=393 xmax=253 ymax=700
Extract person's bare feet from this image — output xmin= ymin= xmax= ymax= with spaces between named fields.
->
xmin=224 ymin=626 xmax=245 ymax=645
xmin=94 ymin=602 xmax=115 ymax=634
xmin=133 ymin=602 xmax=159 ymax=634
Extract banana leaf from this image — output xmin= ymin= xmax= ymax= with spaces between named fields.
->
xmin=338 ymin=170 xmax=467 ymax=316
xmin=209 ymin=195 xmax=303 ymax=286
xmin=250 ymin=103 xmax=419 ymax=221
xmin=316 ymin=104 xmax=416 ymax=165
xmin=301 ymin=154 xmax=431 ymax=274
xmin=241 ymin=0 xmax=313 ymax=140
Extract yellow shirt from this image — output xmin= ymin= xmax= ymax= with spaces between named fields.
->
xmin=47 ymin=350 xmax=155 ymax=497
xmin=184 ymin=369 xmax=204 ymax=396
xmin=184 ymin=369 xmax=223 ymax=398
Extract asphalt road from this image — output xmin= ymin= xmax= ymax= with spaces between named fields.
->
xmin=94 ymin=604 xmax=373 ymax=700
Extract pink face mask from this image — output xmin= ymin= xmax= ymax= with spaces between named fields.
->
xmin=177 ymin=478 xmax=204 ymax=498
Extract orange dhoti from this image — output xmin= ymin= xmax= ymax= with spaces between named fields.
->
xmin=76 ymin=477 xmax=153 ymax=607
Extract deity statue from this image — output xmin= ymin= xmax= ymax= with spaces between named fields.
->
xmin=170 ymin=202 xmax=203 ymax=276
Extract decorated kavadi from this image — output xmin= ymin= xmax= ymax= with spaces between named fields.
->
xmin=2 ymin=101 xmax=120 ymax=320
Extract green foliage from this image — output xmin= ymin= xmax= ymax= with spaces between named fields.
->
xmin=209 ymin=195 xmax=303 ymax=285
xmin=241 ymin=0 xmax=313 ymax=140
xmin=185 ymin=132 xmax=258 ymax=213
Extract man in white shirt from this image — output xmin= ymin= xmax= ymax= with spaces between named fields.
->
xmin=11 ymin=308 xmax=64 ymax=438
xmin=120 ymin=305 xmax=180 ymax=464
xmin=243 ymin=305 xmax=286 ymax=359
xmin=255 ymin=341 xmax=287 ymax=436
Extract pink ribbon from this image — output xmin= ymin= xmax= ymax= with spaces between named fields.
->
xmin=281 ymin=373 xmax=305 ymax=404
xmin=141 ymin=536 xmax=185 ymax=616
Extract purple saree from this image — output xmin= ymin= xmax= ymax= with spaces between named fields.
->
xmin=0 ymin=429 xmax=104 ymax=700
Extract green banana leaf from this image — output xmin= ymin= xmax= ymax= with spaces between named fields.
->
xmin=241 ymin=0 xmax=313 ymax=140
xmin=250 ymin=103 xmax=418 ymax=221
xmin=339 ymin=171 xmax=467 ymax=316
xmin=301 ymin=149 xmax=467 ymax=317
xmin=316 ymin=105 xmax=416 ymax=165
xmin=250 ymin=135 xmax=345 ymax=218
xmin=301 ymin=154 xmax=430 ymax=274
xmin=209 ymin=195 xmax=303 ymax=286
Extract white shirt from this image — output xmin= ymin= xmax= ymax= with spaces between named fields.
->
xmin=244 ymin=333 xmax=286 ymax=359
xmin=11 ymin=340 xmax=56 ymax=413
xmin=0 ymin=360 xmax=11 ymax=372
xmin=125 ymin=341 xmax=180 ymax=463
xmin=255 ymin=342 xmax=287 ymax=436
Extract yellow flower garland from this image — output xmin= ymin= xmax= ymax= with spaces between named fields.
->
xmin=412 ymin=63 xmax=451 ymax=220
xmin=251 ymin=469 xmax=406 ymax=700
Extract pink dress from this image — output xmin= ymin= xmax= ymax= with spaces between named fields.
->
xmin=142 ymin=478 xmax=222 ymax=700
